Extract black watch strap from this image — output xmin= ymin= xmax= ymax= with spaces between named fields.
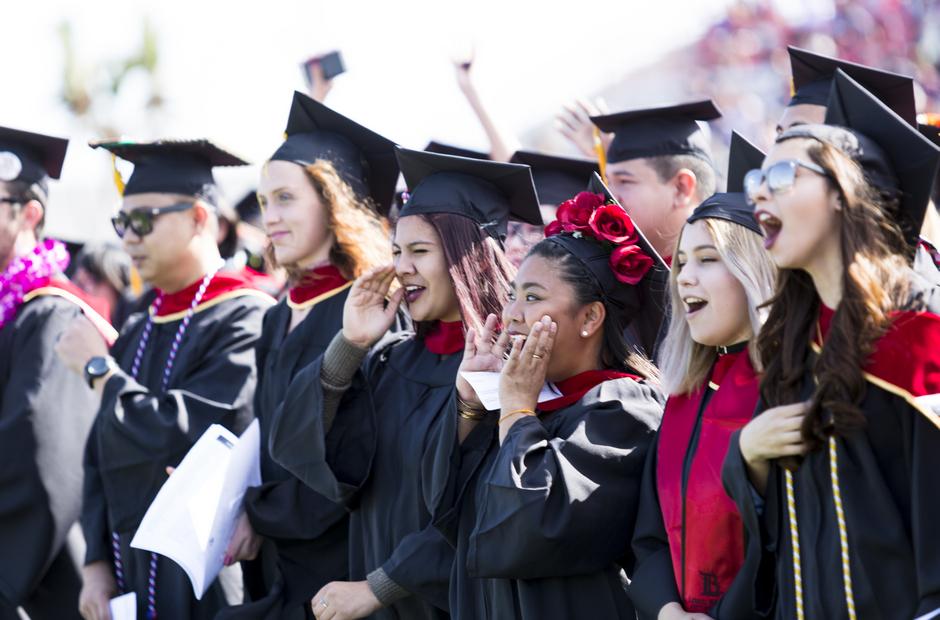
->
xmin=84 ymin=356 xmax=114 ymax=389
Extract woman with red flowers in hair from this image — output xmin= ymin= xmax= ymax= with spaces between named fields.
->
xmin=431 ymin=182 xmax=669 ymax=619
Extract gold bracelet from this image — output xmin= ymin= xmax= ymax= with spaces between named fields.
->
xmin=458 ymin=407 xmax=487 ymax=421
xmin=456 ymin=395 xmax=487 ymax=420
xmin=499 ymin=408 xmax=536 ymax=424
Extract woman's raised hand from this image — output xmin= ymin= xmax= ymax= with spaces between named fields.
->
xmin=456 ymin=313 xmax=510 ymax=407
xmin=499 ymin=315 xmax=557 ymax=413
xmin=342 ymin=266 xmax=404 ymax=349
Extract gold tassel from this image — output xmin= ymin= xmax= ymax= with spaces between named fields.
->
xmin=129 ymin=265 xmax=143 ymax=297
xmin=593 ymin=127 xmax=607 ymax=186
xmin=110 ymin=153 xmax=125 ymax=195
xmin=790 ymin=76 xmax=796 ymax=98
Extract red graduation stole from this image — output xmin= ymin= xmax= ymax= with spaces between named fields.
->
xmin=816 ymin=304 xmax=940 ymax=430
xmin=656 ymin=350 xmax=759 ymax=612
xmin=537 ymin=369 xmax=638 ymax=412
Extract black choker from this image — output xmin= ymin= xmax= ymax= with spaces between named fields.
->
xmin=716 ymin=341 xmax=748 ymax=356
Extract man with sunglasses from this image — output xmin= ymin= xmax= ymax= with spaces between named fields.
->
xmin=55 ymin=138 xmax=274 ymax=620
xmin=590 ymin=101 xmax=720 ymax=265
xmin=0 ymin=126 xmax=116 ymax=620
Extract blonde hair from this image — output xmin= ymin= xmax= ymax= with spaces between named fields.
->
xmin=658 ymin=218 xmax=777 ymax=396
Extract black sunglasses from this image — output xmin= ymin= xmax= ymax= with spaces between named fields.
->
xmin=111 ymin=202 xmax=194 ymax=238
xmin=744 ymin=159 xmax=830 ymax=205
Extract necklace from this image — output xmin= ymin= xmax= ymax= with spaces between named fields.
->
xmin=113 ymin=265 xmax=220 ymax=619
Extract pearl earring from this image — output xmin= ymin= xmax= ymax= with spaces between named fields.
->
xmin=581 ymin=330 xmax=588 ymax=337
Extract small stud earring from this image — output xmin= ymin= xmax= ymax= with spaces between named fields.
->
xmin=581 ymin=330 xmax=588 ymax=337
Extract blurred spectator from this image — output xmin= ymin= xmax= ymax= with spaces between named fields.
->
xmin=554 ymin=0 xmax=940 ymax=175
xmin=72 ymin=242 xmax=135 ymax=329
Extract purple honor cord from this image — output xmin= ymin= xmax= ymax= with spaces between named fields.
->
xmin=113 ymin=265 xmax=221 ymax=619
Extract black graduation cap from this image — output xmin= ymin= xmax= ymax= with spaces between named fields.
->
xmin=591 ymin=100 xmax=721 ymax=164
xmin=548 ymin=172 xmax=669 ymax=358
xmin=787 ymin=46 xmax=916 ymax=127
xmin=424 ymin=141 xmax=490 ymax=160
xmin=395 ymin=146 xmax=541 ymax=241
xmin=920 ymin=122 xmax=940 ymax=204
xmin=780 ymin=69 xmax=940 ymax=250
xmin=91 ymin=138 xmax=247 ymax=199
xmin=0 ymin=126 xmax=68 ymax=190
xmin=687 ymin=132 xmax=765 ymax=235
xmin=919 ymin=122 xmax=940 ymax=148
xmin=270 ymin=91 xmax=399 ymax=214
xmin=509 ymin=150 xmax=599 ymax=207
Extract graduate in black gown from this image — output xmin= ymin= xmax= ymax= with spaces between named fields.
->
xmin=630 ymin=133 xmax=776 ymax=620
xmin=722 ymin=70 xmax=940 ymax=619
xmin=0 ymin=126 xmax=116 ymax=620
xmin=56 ymin=139 xmax=274 ymax=620
xmin=218 ymin=91 xmax=399 ymax=620
xmin=269 ymin=148 xmax=541 ymax=620
xmin=433 ymin=186 xmax=668 ymax=619
xmin=773 ymin=45 xmax=940 ymax=283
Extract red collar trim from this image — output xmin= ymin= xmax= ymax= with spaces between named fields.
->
xmin=538 ymin=369 xmax=638 ymax=412
xmin=154 ymin=271 xmax=258 ymax=317
xmin=813 ymin=304 xmax=940 ymax=429
xmin=424 ymin=320 xmax=465 ymax=355
xmin=288 ymin=265 xmax=350 ymax=309
xmin=25 ymin=278 xmax=118 ymax=343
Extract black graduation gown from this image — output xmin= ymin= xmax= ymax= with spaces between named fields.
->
xmin=219 ymin=295 xmax=350 ymax=620
xmin=0 ymin=291 xmax=98 ymax=619
xmin=82 ymin=290 xmax=270 ymax=619
xmin=722 ymin=280 xmax=940 ymax=619
xmin=432 ymin=377 xmax=664 ymax=620
xmin=269 ymin=335 xmax=459 ymax=620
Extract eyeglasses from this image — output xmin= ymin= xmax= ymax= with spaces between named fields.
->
xmin=111 ymin=202 xmax=194 ymax=238
xmin=744 ymin=159 xmax=830 ymax=205
xmin=507 ymin=221 xmax=545 ymax=244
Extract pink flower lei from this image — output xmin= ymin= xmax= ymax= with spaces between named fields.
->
xmin=0 ymin=239 xmax=70 ymax=330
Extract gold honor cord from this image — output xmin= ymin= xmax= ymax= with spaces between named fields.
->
xmin=829 ymin=436 xmax=857 ymax=619
xmin=785 ymin=469 xmax=805 ymax=620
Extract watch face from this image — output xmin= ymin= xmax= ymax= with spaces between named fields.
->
xmin=86 ymin=356 xmax=110 ymax=377
xmin=85 ymin=357 xmax=112 ymax=388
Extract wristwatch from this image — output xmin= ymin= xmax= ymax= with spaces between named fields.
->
xmin=84 ymin=356 xmax=115 ymax=389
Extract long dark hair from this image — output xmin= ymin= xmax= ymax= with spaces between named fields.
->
xmin=527 ymin=238 xmax=657 ymax=380
xmin=758 ymin=139 xmax=912 ymax=450
xmin=406 ymin=213 xmax=515 ymax=337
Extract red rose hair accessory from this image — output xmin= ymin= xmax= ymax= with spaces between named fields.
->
xmin=544 ymin=191 xmax=653 ymax=284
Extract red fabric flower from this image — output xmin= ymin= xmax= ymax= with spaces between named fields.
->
xmin=589 ymin=203 xmax=638 ymax=245
xmin=609 ymin=244 xmax=654 ymax=285
xmin=544 ymin=220 xmax=564 ymax=237
xmin=556 ymin=192 xmax=603 ymax=232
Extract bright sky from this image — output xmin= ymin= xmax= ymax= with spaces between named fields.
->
xmin=6 ymin=0 xmax=764 ymax=241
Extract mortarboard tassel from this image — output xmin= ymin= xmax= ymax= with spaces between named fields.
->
xmin=593 ymin=127 xmax=608 ymax=186
xmin=110 ymin=153 xmax=125 ymax=196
